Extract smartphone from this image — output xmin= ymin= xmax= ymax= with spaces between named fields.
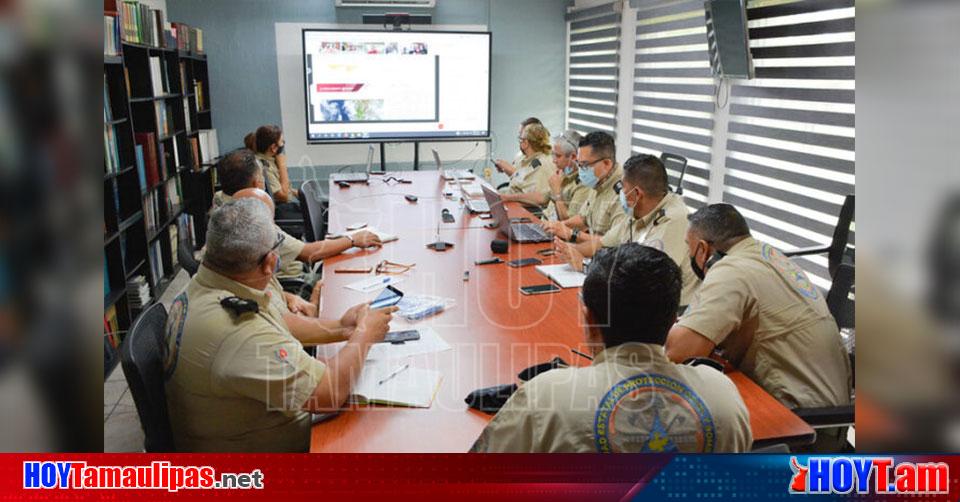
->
xmin=383 ymin=330 xmax=420 ymax=344
xmin=370 ymin=285 xmax=404 ymax=309
xmin=479 ymin=213 xmax=493 ymax=220
xmin=520 ymin=284 xmax=561 ymax=296
xmin=507 ymin=257 xmax=543 ymax=268
xmin=537 ymin=248 xmax=556 ymax=256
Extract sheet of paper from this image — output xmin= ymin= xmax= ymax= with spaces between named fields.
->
xmin=365 ymin=327 xmax=451 ymax=361
xmin=349 ymin=361 xmax=442 ymax=408
xmin=329 ymin=226 xmax=398 ymax=244
xmin=535 ymin=263 xmax=586 ymax=288
xmin=344 ymin=275 xmax=404 ymax=293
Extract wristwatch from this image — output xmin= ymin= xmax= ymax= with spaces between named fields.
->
xmin=344 ymin=234 xmax=355 ymax=246
xmin=569 ymin=228 xmax=580 ymax=243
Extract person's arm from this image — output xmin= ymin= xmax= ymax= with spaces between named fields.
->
xmin=500 ymin=191 xmax=549 ymax=206
xmin=302 ymin=306 xmax=396 ymax=412
xmin=285 ymin=291 xmax=317 ymax=317
xmin=665 ymin=325 xmax=717 ymax=363
xmin=283 ymin=313 xmax=352 ymax=345
xmin=273 ymin=153 xmax=294 ymax=203
xmin=562 ymin=214 xmax=586 ymax=231
xmin=494 ymin=159 xmax=516 ymax=177
xmin=299 ymin=231 xmax=383 ymax=262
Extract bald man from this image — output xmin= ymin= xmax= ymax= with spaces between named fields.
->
xmin=232 ymin=188 xmax=371 ymax=346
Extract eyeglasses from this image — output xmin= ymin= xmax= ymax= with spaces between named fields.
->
xmin=576 ymin=157 xmax=609 ymax=170
xmin=375 ymin=260 xmax=415 ymax=275
xmin=260 ymin=232 xmax=285 ymax=263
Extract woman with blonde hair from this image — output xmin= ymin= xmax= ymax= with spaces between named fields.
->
xmin=495 ymin=121 xmax=556 ymax=196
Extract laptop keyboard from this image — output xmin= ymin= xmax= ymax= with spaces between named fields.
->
xmin=513 ymin=224 xmax=550 ymax=242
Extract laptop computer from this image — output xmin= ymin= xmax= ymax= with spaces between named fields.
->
xmin=481 ymin=185 xmax=552 ymax=243
xmin=455 ymin=175 xmax=490 ymax=213
xmin=435 ymin=148 xmax=474 ymax=181
xmin=331 ymin=145 xmax=374 ymax=183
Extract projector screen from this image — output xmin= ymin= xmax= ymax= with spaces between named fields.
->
xmin=302 ymin=29 xmax=491 ymax=143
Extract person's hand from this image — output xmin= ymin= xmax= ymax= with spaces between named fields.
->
xmin=287 ymin=293 xmax=318 ymax=317
xmin=339 ymin=302 xmax=366 ymax=328
xmin=309 ymin=280 xmax=323 ymax=311
xmin=355 ymin=305 xmax=398 ymax=343
xmin=554 ymin=238 xmax=585 ymax=272
xmin=494 ymin=159 xmax=514 ymax=176
xmin=542 ymin=220 xmax=572 ymax=241
xmin=351 ymin=230 xmax=382 ymax=248
xmin=547 ymin=169 xmax=563 ymax=196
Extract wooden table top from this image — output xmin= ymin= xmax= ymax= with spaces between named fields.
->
xmin=310 ymin=171 xmax=814 ymax=452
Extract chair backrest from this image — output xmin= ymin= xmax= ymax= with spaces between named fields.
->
xmin=119 ymin=303 xmax=175 ymax=452
xmin=826 ymin=262 xmax=854 ymax=330
xmin=660 ymin=152 xmax=688 ymax=195
xmin=299 ymin=180 xmax=328 ymax=243
xmin=177 ymin=238 xmax=199 ymax=277
xmin=828 ymin=194 xmax=855 ymax=277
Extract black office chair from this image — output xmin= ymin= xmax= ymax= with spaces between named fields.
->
xmin=177 ymin=238 xmax=199 ymax=277
xmin=784 ymin=194 xmax=854 ymax=279
xmin=119 ymin=303 xmax=175 ymax=452
xmin=299 ymin=179 xmax=328 ymax=243
xmin=792 ymin=262 xmax=855 ymax=440
xmin=660 ymin=152 xmax=688 ymax=195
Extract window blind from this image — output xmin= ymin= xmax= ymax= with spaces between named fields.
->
xmin=722 ymin=0 xmax=855 ymax=290
xmin=565 ymin=2 xmax=622 ymax=138
xmin=630 ymin=0 xmax=715 ymax=210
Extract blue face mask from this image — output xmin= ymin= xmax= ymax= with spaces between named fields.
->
xmin=563 ymin=165 xmax=575 ymax=176
xmin=273 ymin=254 xmax=282 ymax=274
xmin=578 ymin=165 xmax=599 ymax=189
xmin=619 ymin=187 xmax=638 ymax=216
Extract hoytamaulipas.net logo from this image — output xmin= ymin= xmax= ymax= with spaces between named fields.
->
xmin=789 ymin=456 xmax=949 ymax=495
xmin=23 ymin=461 xmax=264 ymax=491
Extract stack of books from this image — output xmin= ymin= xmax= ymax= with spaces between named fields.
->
xmin=127 ymin=275 xmax=152 ymax=312
xmin=119 ymin=1 xmax=167 ymax=48
xmin=104 ymin=15 xmax=121 ymax=56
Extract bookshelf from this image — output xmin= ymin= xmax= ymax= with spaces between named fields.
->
xmin=104 ymin=1 xmax=217 ymax=377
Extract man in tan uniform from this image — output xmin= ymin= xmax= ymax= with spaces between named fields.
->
xmin=164 ymin=198 xmax=396 ymax=452
xmin=215 ymin=149 xmax=381 ymax=281
xmin=499 ymin=130 xmax=590 ymax=221
xmin=542 ymin=131 xmax=625 ymax=241
xmin=554 ymin=154 xmax=700 ymax=306
xmin=495 ymin=123 xmax=555 ymax=196
xmin=666 ymin=203 xmax=852 ymax=411
xmin=471 ymin=243 xmax=752 ymax=453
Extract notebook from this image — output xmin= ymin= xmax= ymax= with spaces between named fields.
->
xmin=535 ymin=263 xmax=586 ymax=288
xmin=348 ymin=362 xmax=442 ymax=408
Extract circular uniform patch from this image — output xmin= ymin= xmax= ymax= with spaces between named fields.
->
xmin=759 ymin=243 xmax=819 ymax=300
xmin=163 ymin=293 xmax=188 ymax=380
xmin=594 ymin=373 xmax=716 ymax=453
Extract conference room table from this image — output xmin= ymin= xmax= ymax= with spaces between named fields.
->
xmin=310 ymin=171 xmax=814 ymax=452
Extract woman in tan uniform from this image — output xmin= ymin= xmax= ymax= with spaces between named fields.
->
xmin=495 ymin=122 xmax=555 ymax=196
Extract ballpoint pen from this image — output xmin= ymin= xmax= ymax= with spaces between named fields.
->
xmin=378 ymin=364 xmax=410 ymax=385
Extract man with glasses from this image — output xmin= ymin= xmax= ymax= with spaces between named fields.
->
xmin=542 ymin=131 xmax=625 ymax=242
xmin=470 ymin=243 xmax=751 ymax=452
xmin=164 ymin=198 xmax=397 ymax=452
xmin=553 ymin=154 xmax=700 ymax=308
xmin=499 ymin=130 xmax=590 ymax=221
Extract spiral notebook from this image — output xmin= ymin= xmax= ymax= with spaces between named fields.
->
xmin=348 ymin=361 xmax=442 ymax=408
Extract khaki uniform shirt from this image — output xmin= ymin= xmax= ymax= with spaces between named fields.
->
xmin=207 ymin=192 xmax=305 ymax=280
xmin=255 ymin=153 xmax=282 ymax=199
xmin=163 ymin=265 xmax=325 ymax=452
xmin=579 ymin=163 xmax=625 ymax=236
xmin=542 ymin=171 xmax=590 ymax=221
xmin=600 ymin=192 xmax=700 ymax=306
xmin=471 ymin=343 xmax=752 ymax=453
xmin=500 ymin=151 xmax=554 ymax=196
xmin=677 ymin=237 xmax=852 ymax=409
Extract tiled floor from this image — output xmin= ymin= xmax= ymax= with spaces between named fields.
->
xmin=104 ymin=269 xmax=191 ymax=452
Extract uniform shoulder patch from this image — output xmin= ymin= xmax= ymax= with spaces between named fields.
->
xmin=163 ymin=292 xmax=189 ymax=379
xmin=759 ymin=243 xmax=820 ymax=300
xmin=594 ymin=373 xmax=716 ymax=453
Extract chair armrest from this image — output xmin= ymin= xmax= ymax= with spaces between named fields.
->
xmin=278 ymin=278 xmax=309 ymax=299
xmin=496 ymin=182 xmax=509 ymax=191
xmin=793 ymin=405 xmax=855 ymax=428
xmin=783 ymin=245 xmax=831 ymax=257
